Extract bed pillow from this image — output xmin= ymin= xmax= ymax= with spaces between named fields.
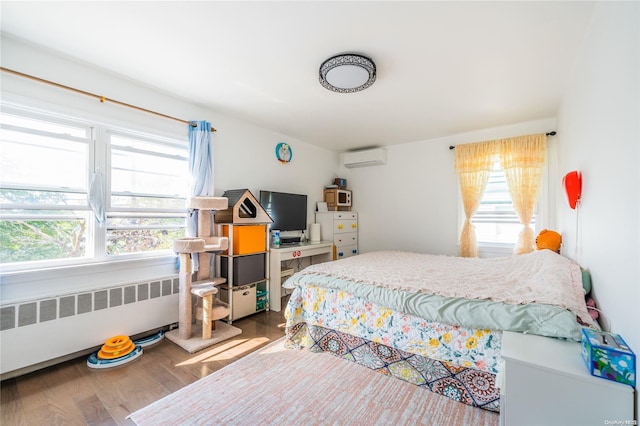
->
xmin=581 ymin=268 xmax=592 ymax=295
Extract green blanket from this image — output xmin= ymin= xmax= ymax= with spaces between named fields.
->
xmin=284 ymin=273 xmax=584 ymax=341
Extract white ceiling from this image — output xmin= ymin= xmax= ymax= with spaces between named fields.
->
xmin=0 ymin=1 xmax=595 ymax=152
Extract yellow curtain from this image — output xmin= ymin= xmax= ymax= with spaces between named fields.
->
xmin=454 ymin=141 xmax=498 ymax=257
xmin=499 ymin=134 xmax=547 ymax=254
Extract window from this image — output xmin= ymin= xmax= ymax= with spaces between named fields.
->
xmin=0 ymin=104 xmax=188 ymax=270
xmin=105 ymin=131 xmax=188 ymax=255
xmin=473 ymin=158 xmax=537 ymax=247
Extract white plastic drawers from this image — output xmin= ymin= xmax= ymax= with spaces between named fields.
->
xmin=315 ymin=212 xmax=358 ymax=260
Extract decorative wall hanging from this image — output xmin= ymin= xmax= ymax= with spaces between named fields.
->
xmin=275 ymin=142 xmax=292 ymax=163
xmin=563 ymin=171 xmax=582 ymax=209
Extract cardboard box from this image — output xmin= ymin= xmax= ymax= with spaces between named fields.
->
xmin=581 ymin=328 xmax=636 ymax=387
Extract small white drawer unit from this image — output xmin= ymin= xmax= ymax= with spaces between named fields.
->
xmin=315 ymin=212 xmax=358 ymax=260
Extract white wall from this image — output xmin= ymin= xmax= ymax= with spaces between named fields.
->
xmin=0 ymin=35 xmax=338 ymax=303
xmin=556 ymin=1 xmax=639 ymax=400
xmin=213 ymin=113 xmax=336 ymax=218
xmin=0 ymin=35 xmax=338 ymax=374
xmin=344 ymin=118 xmax=556 ymax=256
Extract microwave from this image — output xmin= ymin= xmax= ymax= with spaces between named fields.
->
xmin=324 ymin=189 xmax=352 ymax=210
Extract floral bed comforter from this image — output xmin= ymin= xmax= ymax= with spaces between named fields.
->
xmin=285 ymin=285 xmax=502 ymax=374
xmin=285 ymin=285 xmax=502 ymax=411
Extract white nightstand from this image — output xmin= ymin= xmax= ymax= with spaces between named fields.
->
xmin=499 ymin=331 xmax=634 ymax=426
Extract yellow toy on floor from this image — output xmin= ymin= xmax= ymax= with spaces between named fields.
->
xmin=87 ymin=331 xmax=164 ymax=369
xmin=98 ymin=335 xmax=135 ymax=359
xmin=536 ymin=229 xmax=562 ymax=253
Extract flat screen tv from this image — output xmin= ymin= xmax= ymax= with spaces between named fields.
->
xmin=259 ymin=190 xmax=307 ymax=234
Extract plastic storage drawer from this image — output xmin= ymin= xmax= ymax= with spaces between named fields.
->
xmin=220 ymin=253 xmax=266 ymax=286
xmin=222 ymin=224 xmax=266 ymax=255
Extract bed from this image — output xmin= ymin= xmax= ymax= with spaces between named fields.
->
xmin=283 ymin=249 xmax=595 ymax=412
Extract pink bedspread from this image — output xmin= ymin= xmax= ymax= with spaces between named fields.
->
xmin=298 ymin=250 xmax=593 ymax=326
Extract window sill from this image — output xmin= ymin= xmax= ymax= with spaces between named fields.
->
xmin=0 ymin=255 xmax=179 ymax=304
xmin=478 ymin=243 xmax=515 ymax=258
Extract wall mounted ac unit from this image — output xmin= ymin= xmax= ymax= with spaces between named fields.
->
xmin=342 ymin=148 xmax=387 ymax=168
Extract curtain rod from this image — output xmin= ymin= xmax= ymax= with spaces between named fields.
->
xmin=448 ymin=131 xmax=555 ymax=150
xmin=0 ymin=66 xmax=216 ymax=132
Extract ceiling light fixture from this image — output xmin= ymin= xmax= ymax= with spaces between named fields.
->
xmin=319 ymin=54 xmax=376 ymax=93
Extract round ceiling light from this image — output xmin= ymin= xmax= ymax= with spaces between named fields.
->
xmin=319 ymin=54 xmax=376 ymax=93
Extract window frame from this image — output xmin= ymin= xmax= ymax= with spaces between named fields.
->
xmin=101 ymin=126 xmax=189 ymax=258
xmin=0 ymin=102 xmax=189 ymax=273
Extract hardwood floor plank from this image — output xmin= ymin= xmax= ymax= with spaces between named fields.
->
xmin=83 ymin=360 xmax=168 ymax=422
xmin=75 ymin=393 xmax=117 ymax=425
xmin=21 ymin=403 xmax=55 ymax=426
xmin=14 ymin=369 xmax=51 ymax=412
xmin=0 ymin=378 xmax=17 ymax=403
xmin=0 ymin=307 xmax=287 ymax=426
xmin=0 ymin=378 xmax=28 ymax=425
xmin=139 ymin=359 xmax=185 ymax=394
xmin=47 ymin=398 xmax=89 ymax=426
xmin=42 ymin=360 xmax=94 ymax=424
xmin=138 ymin=344 xmax=201 ymax=386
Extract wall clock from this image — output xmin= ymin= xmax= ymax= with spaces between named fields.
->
xmin=275 ymin=142 xmax=292 ymax=163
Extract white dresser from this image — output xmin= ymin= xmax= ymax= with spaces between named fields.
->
xmin=500 ymin=331 xmax=634 ymax=426
xmin=315 ymin=212 xmax=358 ymax=260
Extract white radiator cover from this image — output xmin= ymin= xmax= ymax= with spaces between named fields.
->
xmin=0 ymin=277 xmax=179 ymax=377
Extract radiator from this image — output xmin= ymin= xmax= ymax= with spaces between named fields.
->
xmin=0 ymin=276 xmax=179 ymax=377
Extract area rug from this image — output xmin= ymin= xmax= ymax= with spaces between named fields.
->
xmin=164 ymin=321 xmax=242 ymax=353
xmin=129 ymin=337 xmax=499 ymax=425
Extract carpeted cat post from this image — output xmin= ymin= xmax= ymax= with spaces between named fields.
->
xmin=166 ymin=197 xmax=242 ymax=353
xmin=172 ymin=237 xmax=208 ymax=340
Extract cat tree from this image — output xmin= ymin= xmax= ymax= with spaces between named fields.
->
xmin=171 ymin=196 xmax=232 ymax=343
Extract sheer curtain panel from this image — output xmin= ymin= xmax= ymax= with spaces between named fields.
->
xmin=499 ymin=134 xmax=547 ymax=254
xmin=454 ymin=141 xmax=498 ymax=257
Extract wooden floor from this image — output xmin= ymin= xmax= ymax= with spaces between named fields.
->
xmin=1 ymin=308 xmax=287 ymax=425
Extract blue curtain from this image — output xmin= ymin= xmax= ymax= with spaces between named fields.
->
xmin=188 ymin=121 xmax=214 ymax=198
xmin=186 ymin=121 xmax=214 ymax=239
xmin=186 ymin=122 xmax=214 ymax=273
